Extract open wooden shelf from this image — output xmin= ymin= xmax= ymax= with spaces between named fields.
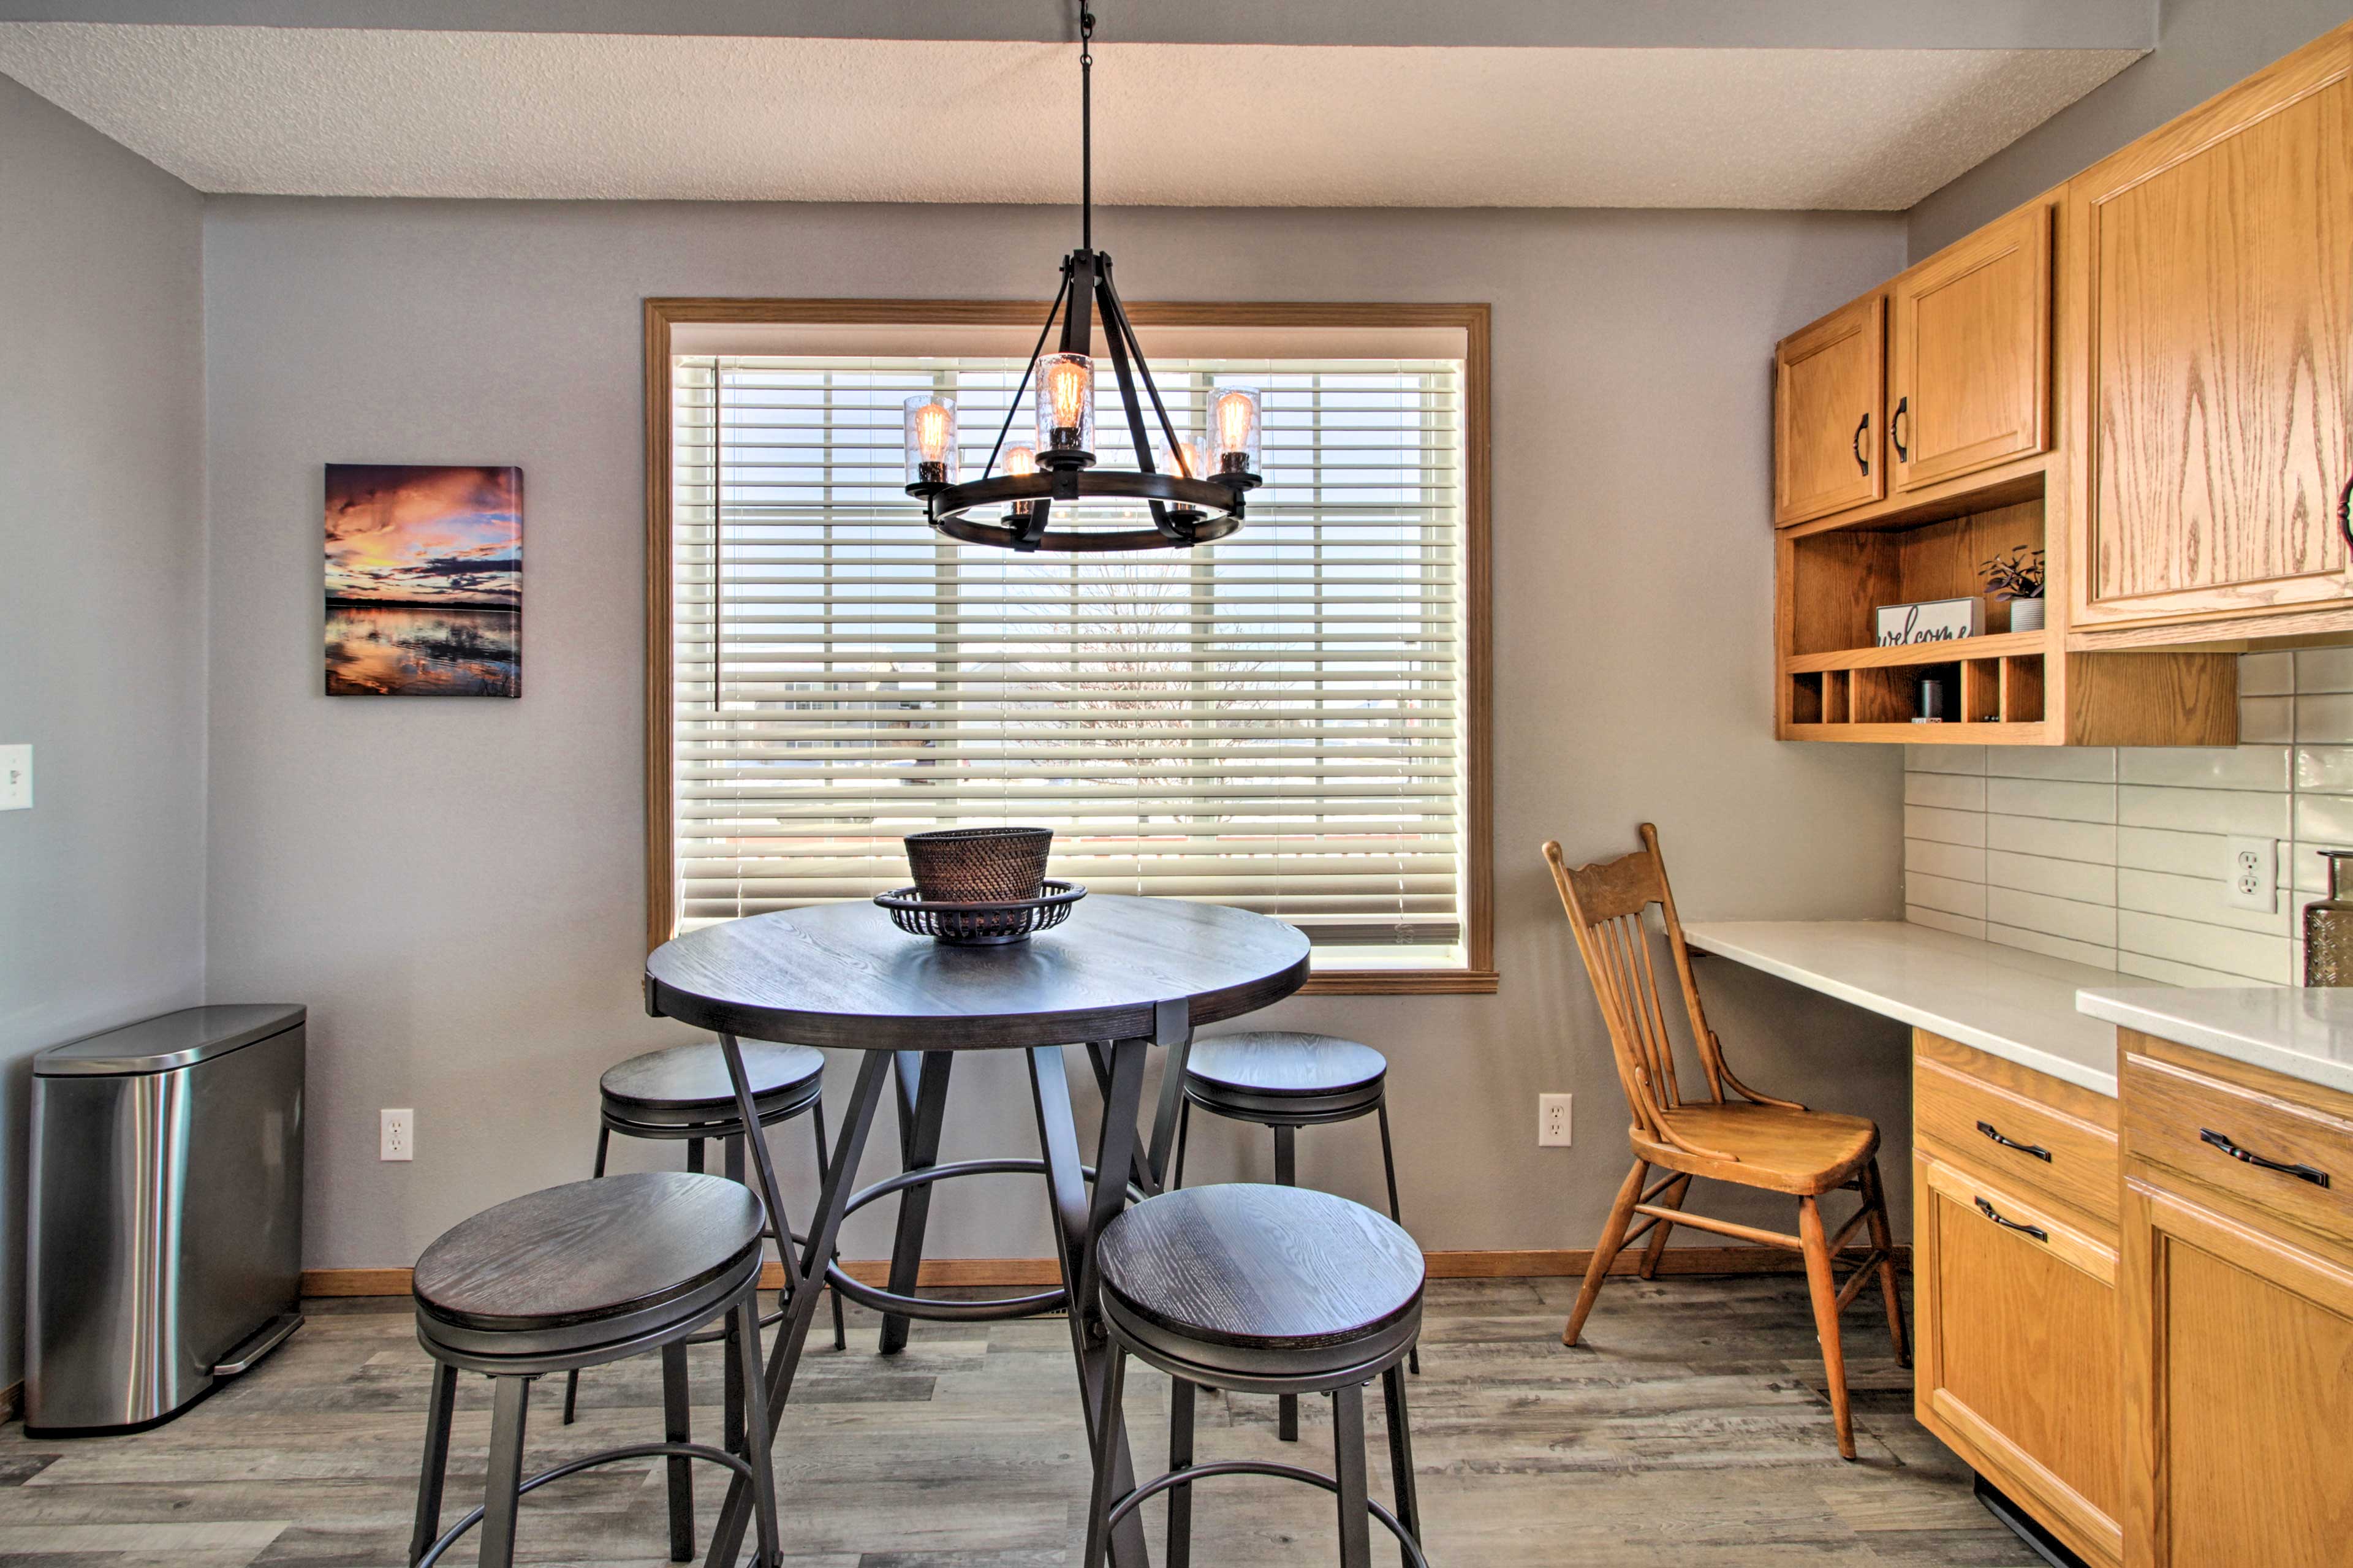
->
xmin=1786 ymin=629 xmax=2045 ymax=675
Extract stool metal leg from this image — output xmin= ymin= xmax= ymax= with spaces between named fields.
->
xmin=1167 ymin=1375 xmax=1195 ymax=1568
xmin=1080 ymin=1345 xmax=1129 ymax=1568
xmin=1375 ymin=1100 xmax=1418 ymax=1377
xmin=477 ymin=1374 xmax=532 ymax=1568
xmin=661 ymin=1341 xmax=694 ymax=1562
xmin=881 ymin=1050 xmax=953 ymax=1355
xmin=1171 ymin=1098 xmax=1192 ymax=1191
xmin=1273 ymin=1123 xmax=1300 ymax=1442
xmin=730 ymin=1293 xmax=782 ymax=1568
xmin=687 ymin=1137 xmax=705 ymax=1174
xmin=810 ymin=1099 xmax=846 ymax=1351
xmin=723 ymin=1135 xmax=748 ymax=1456
xmin=407 ymin=1362 xmax=458 ymax=1567
xmin=1381 ymin=1362 xmax=1421 ymax=1564
xmin=1333 ymin=1381 xmax=1373 ymax=1568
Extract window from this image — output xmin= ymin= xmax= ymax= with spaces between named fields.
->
xmin=645 ymin=302 xmax=1491 ymax=992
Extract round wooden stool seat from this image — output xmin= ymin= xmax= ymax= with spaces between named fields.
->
xmin=1184 ymin=1031 xmax=1388 ymax=1121
xmin=599 ymin=1039 xmax=824 ymax=1134
xmin=414 ymin=1172 xmax=764 ymax=1365
xmin=1097 ymin=1183 xmax=1425 ymax=1388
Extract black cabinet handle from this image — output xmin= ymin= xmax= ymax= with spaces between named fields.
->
xmin=1974 ymin=1196 xmax=2047 ymax=1241
xmin=1892 ymin=396 xmax=1910 ymax=462
xmin=2201 ymin=1127 xmax=2331 ymax=1188
xmin=2338 ymin=474 xmax=2352 ymax=554
xmin=1976 ymin=1119 xmax=2052 ymax=1162
xmin=1852 ymin=413 xmax=1871 ymax=475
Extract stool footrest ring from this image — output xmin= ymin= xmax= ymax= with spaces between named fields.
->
xmin=1102 ymin=1458 xmax=1428 ymax=1568
xmin=415 ymin=1440 xmax=763 ymax=1568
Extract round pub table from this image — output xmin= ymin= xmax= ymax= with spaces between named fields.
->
xmin=643 ymin=893 xmax=1311 ymax=1568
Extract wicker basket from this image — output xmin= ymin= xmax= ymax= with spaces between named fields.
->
xmin=903 ymin=827 xmax=1053 ymax=904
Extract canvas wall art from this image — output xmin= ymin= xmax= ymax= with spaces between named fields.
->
xmin=324 ymin=464 xmax=522 ymax=697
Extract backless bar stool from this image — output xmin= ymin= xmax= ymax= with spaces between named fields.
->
xmin=1083 ymin=1183 xmax=1428 ymax=1568
xmin=408 ymin=1172 xmax=781 ymax=1568
xmin=563 ymin=1039 xmax=845 ymax=1428
xmin=1172 ymin=1031 xmax=1415 ymax=1439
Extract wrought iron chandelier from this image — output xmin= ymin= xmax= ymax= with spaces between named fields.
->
xmin=902 ymin=6 xmax=1261 ymax=552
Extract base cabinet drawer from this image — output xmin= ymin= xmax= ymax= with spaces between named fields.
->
xmin=1917 ymin=1048 xmax=2119 ymax=1229
xmin=1916 ymin=1153 xmax=2124 ymax=1566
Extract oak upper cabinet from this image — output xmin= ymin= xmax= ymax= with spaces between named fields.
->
xmin=2069 ymin=32 xmax=2353 ymax=632
xmin=1773 ymin=293 xmax=1884 ymax=525
xmin=1890 ymin=204 xmax=2052 ymax=491
xmin=2118 ymin=1034 xmax=2353 ymax=1568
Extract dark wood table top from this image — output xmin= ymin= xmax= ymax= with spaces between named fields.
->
xmin=645 ymin=894 xmax=1312 ymax=1051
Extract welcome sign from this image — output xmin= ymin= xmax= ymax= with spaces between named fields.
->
xmin=1875 ymin=597 xmax=1984 ymax=647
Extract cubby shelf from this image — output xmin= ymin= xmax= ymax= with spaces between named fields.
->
xmin=1784 ymin=629 xmax=2046 ymax=675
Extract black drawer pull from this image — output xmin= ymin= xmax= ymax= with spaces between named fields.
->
xmin=1976 ymin=1119 xmax=2052 ymax=1161
xmin=1892 ymin=396 xmax=1910 ymax=461
xmin=1974 ymin=1196 xmax=2047 ymax=1241
xmin=2200 ymin=1127 xmax=2331 ymax=1189
xmin=1851 ymin=413 xmax=1871 ymax=475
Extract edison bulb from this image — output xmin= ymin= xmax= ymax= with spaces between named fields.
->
xmin=1004 ymin=443 xmax=1039 ymax=519
xmin=1159 ymin=439 xmax=1205 ymax=481
xmin=1036 ymin=353 xmax=1096 ymax=456
xmin=1208 ymin=387 xmax=1262 ymax=477
xmin=903 ymin=395 xmax=958 ymax=488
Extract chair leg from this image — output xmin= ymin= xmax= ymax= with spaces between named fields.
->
xmin=1638 ymin=1173 xmax=1691 ymax=1281
xmin=563 ymin=1128 xmax=615 ymax=1426
xmin=1797 ymin=1194 xmax=1857 ymax=1461
xmin=1333 ymin=1381 xmax=1373 ymax=1568
xmin=661 ymin=1340 xmax=694 ymax=1562
xmin=1562 ymin=1157 xmax=1648 ymax=1347
xmin=732 ymin=1293 xmax=782 ymax=1568
xmin=1171 ymin=1098 xmax=1192 ymax=1191
xmin=686 ymin=1136 xmax=705 ymax=1174
xmin=811 ymin=1099 xmax=846 ymax=1352
xmin=407 ymin=1362 xmax=458 ymax=1567
xmin=1862 ymin=1157 xmax=1910 ymax=1367
xmin=476 ymin=1374 xmax=532 ymax=1568
xmin=1273 ymin=1123 xmax=1300 ymax=1442
xmin=1381 ymin=1362 xmax=1420 ymax=1566
xmin=723 ymin=1135 xmax=748 ymax=1456
xmin=1374 ymin=1101 xmax=1417 ymax=1375
xmin=1080 ymin=1347 xmax=1129 ymax=1568
xmin=1167 ymin=1374 xmax=1195 ymax=1568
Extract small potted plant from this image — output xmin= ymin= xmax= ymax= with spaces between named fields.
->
xmin=1980 ymin=547 xmax=2047 ymax=633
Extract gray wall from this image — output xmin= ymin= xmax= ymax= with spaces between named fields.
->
xmin=200 ymin=197 xmax=1910 ymax=1273
xmin=0 ymin=75 xmax=207 ymax=1386
xmin=1909 ymin=0 xmax=2353 ymax=256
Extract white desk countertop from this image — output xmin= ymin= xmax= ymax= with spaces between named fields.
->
xmin=1681 ymin=920 xmax=2132 ymax=1097
xmin=2076 ymin=987 xmax=2353 ymax=1098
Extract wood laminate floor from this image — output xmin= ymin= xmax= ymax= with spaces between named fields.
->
xmin=0 ymin=1275 xmax=2036 ymax=1566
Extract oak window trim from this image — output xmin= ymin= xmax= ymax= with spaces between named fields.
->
xmin=642 ymin=296 xmax=1494 ymax=996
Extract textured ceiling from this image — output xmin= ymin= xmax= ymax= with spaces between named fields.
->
xmin=0 ymin=24 xmax=2143 ymax=208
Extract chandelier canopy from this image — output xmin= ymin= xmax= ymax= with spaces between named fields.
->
xmin=902 ymin=7 xmax=1261 ymax=552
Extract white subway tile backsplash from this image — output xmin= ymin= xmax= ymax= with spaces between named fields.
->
xmin=1908 ymin=873 xmax=1988 ymax=920
xmin=1906 ymin=744 xmax=1987 ymax=775
xmin=2117 ymin=866 xmax=2292 ymax=937
xmin=2116 ymin=950 xmax=2270 ymax=988
xmin=2297 ymin=747 xmax=2353 ymax=793
xmin=1906 ymin=838 xmax=1986 ymax=882
xmin=1907 ymin=905 xmax=1987 ymax=941
xmin=1988 ymin=885 xmax=2116 ymax=946
xmin=2116 ymin=746 xmax=2290 ymax=792
xmin=1985 ymin=923 xmax=2120 ymax=971
xmin=1987 ymin=849 xmax=2115 ymax=905
xmin=2294 ymin=793 xmax=2353 ymax=847
xmin=1987 ymin=777 xmax=2118 ymax=823
xmin=2116 ymin=825 xmax=2222 ymax=880
xmin=2239 ymin=651 xmax=2295 ymax=697
xmin=2296 ymin=693 xmax=2353 ymax=744
xmin=1904 ymin=771 xmax=1987 ymax=811
xmin=2240 ymin=697 xmax=2295 ymax=743
xmin=2116 ymin=911 xmax=2292 ymax=983
xmin=1986 ymin=813 xmax=2118 ymax=865
xmin=2116 ymin=785 xmax=2289 ymax=838
xmin=2290 ymin=842 xmax=2353 ymax=895
xmin=2294 ymin=646 xmax=2353 ymax=694
xmin=1985 ymin=748 xmax=2116 ymax=783
xmin=1906 ymin=804 xmax=1987 ymax=847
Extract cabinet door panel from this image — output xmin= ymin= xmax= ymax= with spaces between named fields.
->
xmin=1893 ymin=205 xmax=2051 ymax=490
xmin=1917 ymin=1154 xmax=2123 ymax=1563
xmin=2075 ymin=44 xmax=2353 ymax=625
xmin=1775 ymin=294 xmax=1884 ymax=525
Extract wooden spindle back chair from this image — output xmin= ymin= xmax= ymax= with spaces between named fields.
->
xmin=1544 ymin=824 xmax=1908 ymax=1459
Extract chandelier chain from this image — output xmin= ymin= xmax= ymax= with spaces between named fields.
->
xmin=1078 ymin=6 xmax=1094 ymax=249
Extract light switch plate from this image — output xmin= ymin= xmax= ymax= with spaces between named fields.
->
xmin=0 ymin=745 xmax=29 ymax=811
xmin=2224 ymin=835 xmax=2275 ymax=912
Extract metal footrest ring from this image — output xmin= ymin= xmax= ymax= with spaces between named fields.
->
xmin=1102 ymin=1458 xmax=1429 ymax=1568
xmin=415 ymin=1440 xmax=763 ymax=1568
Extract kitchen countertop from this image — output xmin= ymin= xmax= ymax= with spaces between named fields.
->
xmin=1682 ymin=920 xmax=2132 ymax=1097
xmin=2077 ymin=987 xmax=2353 ymax=1098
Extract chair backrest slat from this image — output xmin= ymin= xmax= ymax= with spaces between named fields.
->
xmin=1544 ymin=824 xmax=1723 ymax=1133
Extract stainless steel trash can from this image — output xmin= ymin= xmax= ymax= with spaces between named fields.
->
xmin=26 ymin=1004 xmax=306 ymax=1434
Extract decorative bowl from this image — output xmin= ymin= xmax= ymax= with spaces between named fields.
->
xmin=874 ymin=881 xmax=1087 ymax=945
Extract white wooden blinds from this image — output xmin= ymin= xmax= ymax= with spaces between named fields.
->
xmin=668 ymin=345 xmax=1468 ymax=966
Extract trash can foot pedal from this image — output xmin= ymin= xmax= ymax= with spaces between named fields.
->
xmin=213 ymin=1312 xmax=303 ymax=1377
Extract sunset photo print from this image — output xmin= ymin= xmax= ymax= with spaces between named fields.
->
xmin=324 ymin=463 xmax=521 ymax=697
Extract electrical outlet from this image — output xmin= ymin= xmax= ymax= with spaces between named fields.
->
xmin=381 ymin=1108 xmax=414 ymax=1162
xmin=1539 ymin=1093 xmax=1573 ymax=1147
xmin=2224 ymin=836 xmax=2276 ymax=913
xmin=0 ymin=744 xmax=29 ymax=811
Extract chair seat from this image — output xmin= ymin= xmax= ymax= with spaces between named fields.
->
xmin=1637 ymin=1101 xmax=1879 ymax=1195
xmin=1184 ymin=1032 xmax=1387 ymax=1121
xmin=600 ymin=1039 xmax=824 ymax=1131
xmin=1098 ymin=1184 xmax=1423 ymax=1382
xmin=414 ymin=1172 xmax=763 ymax=1358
